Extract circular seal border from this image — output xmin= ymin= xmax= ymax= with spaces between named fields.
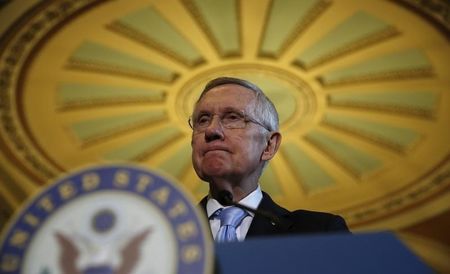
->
xmin=0 ymin=163 xmax=213 ymax=274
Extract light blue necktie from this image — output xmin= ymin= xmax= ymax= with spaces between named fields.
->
xmin=215 ymin=207 xmax=248 ymax=243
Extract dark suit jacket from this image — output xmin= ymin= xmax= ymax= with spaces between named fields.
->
xmin=199 ymin=191 xmax=349 ymax=238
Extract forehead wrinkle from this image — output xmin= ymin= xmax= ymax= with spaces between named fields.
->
xmin=193 ymin=85 xmax=258 ymax=115
xmin=205 ymin=106 xmax=244 ymax=114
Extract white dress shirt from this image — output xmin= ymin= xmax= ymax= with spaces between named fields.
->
xmin=206 ymin=185 xmax=263 ymax=241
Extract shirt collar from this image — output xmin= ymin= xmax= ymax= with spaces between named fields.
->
xmin=206 ymin=185 xmax=263 ymax=218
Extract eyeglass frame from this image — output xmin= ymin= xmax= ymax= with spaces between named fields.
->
xmin=188 ymin=110 xmax=271 ymax=133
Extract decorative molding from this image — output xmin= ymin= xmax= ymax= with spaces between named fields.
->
xmin=0 ymin=0 xmax=105 ymax=181
xmin=393 ymin=0 xmax=449 ymax=36
xmin=342 ymin=159 xmax=450 ymax=227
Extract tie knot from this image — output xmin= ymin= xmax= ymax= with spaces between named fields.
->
xmin=217 ymin=207 xmax=248 ymax=228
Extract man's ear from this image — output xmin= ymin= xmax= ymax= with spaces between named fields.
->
xmin=261 ymin=132 xmax=282 ymax=161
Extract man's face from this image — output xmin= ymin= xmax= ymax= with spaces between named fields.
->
xmin=191 ymin=84 xmax=269 ymax=184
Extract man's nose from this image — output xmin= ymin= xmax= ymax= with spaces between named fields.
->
xmin=204 ymin=115 xmax=224 ymax=142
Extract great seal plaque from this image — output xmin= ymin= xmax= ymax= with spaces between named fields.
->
xmin=0 ymin=164 xmax=213 ymax=274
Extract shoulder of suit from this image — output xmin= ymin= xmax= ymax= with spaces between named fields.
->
xmin=289 ymin=209 xmax=342 ymax=219
xmin=261 ymin=192 xmax=340 ymax=217
xmin=288 ymin=209 xmax=349 ymax=230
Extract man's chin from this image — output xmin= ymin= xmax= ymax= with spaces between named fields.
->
xmin=202 ymin=169 xmax=228 ymax=179
xmin=200 ymin=166 xmax=230 ymax=181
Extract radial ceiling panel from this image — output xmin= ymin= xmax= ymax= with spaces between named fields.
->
xmin=295 ymin=10 xmax=399 ymax=69
xmin=57 ymin=83 xmax=166 ymax=110
xmin=183 ymin=0 xmax=241 ymax=57
xmin=107 ymin=6 xmax=205 ymax=67
xmin=318 ymin=49 xmax=433 ymax=85
xmin=327 ymin=90 xmax=439 ymax=117
xmin=281 ymin=142 xmax=335 ymax=193
xmin=68 ymin=41 xmax=179 ymax=82
xmin=322 ymin=113 xmax=422 ymax=152
xmin=0 ymin=0 xmax=449 ymax=232
xmin=259 ymin=0 xmax=330 ymax=57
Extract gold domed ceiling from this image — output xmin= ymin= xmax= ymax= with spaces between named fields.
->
xmin=0 ymin=0 xmax=449 ymax=237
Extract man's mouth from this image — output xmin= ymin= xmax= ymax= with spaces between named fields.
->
xmin=204 ymin=146 xmax=229 ymax=155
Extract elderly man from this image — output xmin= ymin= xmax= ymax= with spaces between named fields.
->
xmin=190 ymin=77 xmax=349 ymax=242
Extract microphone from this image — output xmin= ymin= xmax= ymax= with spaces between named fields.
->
xmin=218 ymin=190 xmax=284 ymax=228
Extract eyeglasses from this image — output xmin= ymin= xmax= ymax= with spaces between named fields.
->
xmin=188 ymin=110 xmax=270 ymax=133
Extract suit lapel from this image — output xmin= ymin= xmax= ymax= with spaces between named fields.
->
xmin=199 ymin=196 xmax=208 ymax=215
xmin=246 ymin=192 xmax=293 ymax=238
